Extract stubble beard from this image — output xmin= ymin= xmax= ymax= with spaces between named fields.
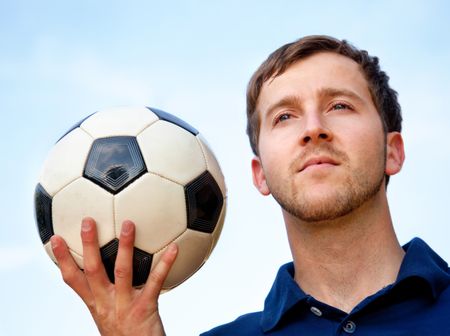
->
xmin=267 ymin=145 xmax=386 ymax=222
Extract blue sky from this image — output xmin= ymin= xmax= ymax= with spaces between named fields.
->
xmin=1 ymin=1 xmax=450 ymax=335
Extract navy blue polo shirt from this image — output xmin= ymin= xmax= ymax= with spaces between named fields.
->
xmin=201 ymin=238 xmax=450 ymax=335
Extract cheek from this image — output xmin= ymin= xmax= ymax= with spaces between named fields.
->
xmin=258 ymin=140 xmax=292 ymax=182
xmin=348 ymin=128 xmax=386 ymax=169
xmin=259 ymin=121 xmax=303 ymax=153
xmin=259 ymin=129 xmax=289 ymax=160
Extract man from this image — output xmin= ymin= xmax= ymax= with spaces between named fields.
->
xmin=50 ymin=35 xmax=450 ymax=335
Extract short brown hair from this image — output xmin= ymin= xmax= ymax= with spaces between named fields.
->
xmin=246 ymin=35 xmax=402 ymax=155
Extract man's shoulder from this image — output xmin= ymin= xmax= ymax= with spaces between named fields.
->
xmin=200 ymin=311 xmax=264 ymax=336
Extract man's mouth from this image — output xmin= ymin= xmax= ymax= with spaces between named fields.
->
xmin=299 ymin=156 xmax=339 ymax=172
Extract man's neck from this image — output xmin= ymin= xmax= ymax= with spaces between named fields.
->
xmin=284 ymin=191 xmax=405 ymax=313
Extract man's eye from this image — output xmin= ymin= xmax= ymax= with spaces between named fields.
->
xmin=332 ymin=103 xmax=351 ymax=110
xmin=276 ymin=114 xmax=291 ymax=123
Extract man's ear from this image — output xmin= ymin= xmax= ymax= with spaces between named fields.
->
xmin=385 ymin=132 xmax=405 ymax=176
xmin=251 ymin=156 xmax=271 ymax=196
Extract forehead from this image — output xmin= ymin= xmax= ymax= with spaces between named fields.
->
xmin=257 ymin=52 xmax=373 ymax=113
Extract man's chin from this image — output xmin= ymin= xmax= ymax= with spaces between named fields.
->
xmin=293 ymin=195 xmax=354 ymax=222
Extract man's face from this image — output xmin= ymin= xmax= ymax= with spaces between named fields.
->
xmin=252 ymin=52 xmax=403 ymax=222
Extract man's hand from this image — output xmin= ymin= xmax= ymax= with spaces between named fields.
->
xmin=50 ymin=217 xmax=178 ymax=336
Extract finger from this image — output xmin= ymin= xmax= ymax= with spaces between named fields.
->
xmin=141 ymin=243 xmax=178 ymax=303
xmin=51 ymin=235 xmax=95 ymax=310
xmin=115 ymin=220 xmax=135 ymax=308
xmin=80 ymin=217 xmax=111 ymax=299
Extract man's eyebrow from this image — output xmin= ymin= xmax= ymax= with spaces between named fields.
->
xmin=264 ymin=95 xmax=303 ymax=118
xmin=318 ymin=87 xmax=365 ymax=104
xmin=262 ymin=88 xmax=366 ymax=119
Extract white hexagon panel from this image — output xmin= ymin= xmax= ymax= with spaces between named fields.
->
xmin=38 ymin=127 xmax=93 ymax=197
xmin=152 ymin=229 xmax=213 ymax=289
xmin=81 ymin=106 xmax=159 ymax=138
xmin=114 ymin=173 xmax=187 ymax=253
xmin=137 ymin=120 xmax=206 ymax=186
xmin=52 ymin=177 xmax=115 ymax=258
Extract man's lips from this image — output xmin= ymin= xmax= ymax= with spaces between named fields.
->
xmin=299 ymin=156 xmax=339 ymax=172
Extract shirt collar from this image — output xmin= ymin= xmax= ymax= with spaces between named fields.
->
xmin=395 ymin=237 xmax=450 ymax=299
xmin=260 ymin=238 xmax=450 ymax=333
xmin=260 ymin=262 xmax=308 ymax=332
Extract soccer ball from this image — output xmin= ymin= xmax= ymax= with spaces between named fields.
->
xmin=34 ymin=106 xmax=226 ymax=290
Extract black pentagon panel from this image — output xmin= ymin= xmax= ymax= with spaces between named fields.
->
xmin=84 ymin=136 xmax=147 ymax=194
xmin=185 ymin=171 xmax=224 ymax=234
xmin=34 ymin=184 xmax=54 ymax=244
xmin=132 ymin=247 xmax=153 ymax=287
xmin=100 ymin=239 xmax=119 ymax=283
xmin=147 ymin=107 xmax=199 ymax=135
xmin=99 ymin=239 xmax=153 ymax=287
xmin=56 ymin=112 xmax=96 ymax=143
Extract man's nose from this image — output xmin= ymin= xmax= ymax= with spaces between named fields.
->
xmin=300 ymin=112 xmax=333 ymax=146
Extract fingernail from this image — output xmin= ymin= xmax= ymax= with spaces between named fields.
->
xmin=50 ymin=236 xmax=59 ymax=250
xmin=81 ymin=219 xmax=91 ymax=232
xmin=121 ymin=221 xmax=133 ymax=235
xmin=168 ymin=243 xmax=177 ymax=254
